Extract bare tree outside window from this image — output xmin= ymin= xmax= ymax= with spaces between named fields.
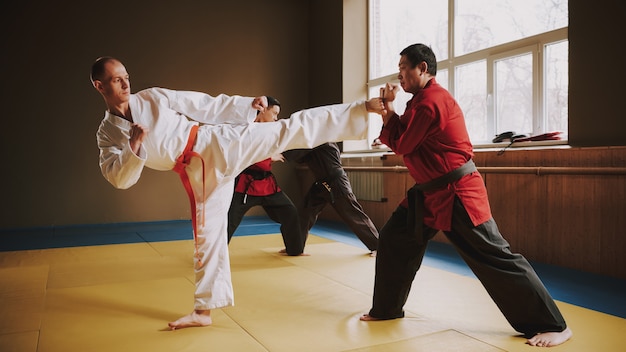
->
xmin=545 ymin=41 xmax=569 ymax=134
xmin=369 ymin=0 xmax=447 ymax=79
xmin=495 ymin=53 xmax=533 ymax=134
xmin=360 ymin=0 xmax=568 ymax=149
xmin=456 ymin=61 xmax=488 ymax=142
xmin=456 ymin=0 xmax=567 ymax=56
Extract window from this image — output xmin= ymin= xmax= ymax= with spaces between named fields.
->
xmin=358 ymin=0 xmax=568 ymax=150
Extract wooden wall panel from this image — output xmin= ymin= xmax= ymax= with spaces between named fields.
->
xmin=486 ymin=174 xmax=549 ymax=261
xmin=325 ymin=147 xmax=626 ymax=279
xmin=476 ymin=147 xmax=625 ymax=279
xmin=487 ymin=173 xmax=626 ymax=278
xmin=293 ymin=147 xmax=625 ymax=278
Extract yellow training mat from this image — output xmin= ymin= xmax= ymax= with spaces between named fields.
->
xmin=344 ymin=330 xmax=507 ymax=352
xmin=0 ymin=234 xmax=624 ymax=351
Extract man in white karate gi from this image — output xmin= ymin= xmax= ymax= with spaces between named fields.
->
xmin=90 ymin=56 xmax=384 ymax=329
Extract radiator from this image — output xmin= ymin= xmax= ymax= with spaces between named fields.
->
xmin=346 ymin=171 xmax=385 ymax=201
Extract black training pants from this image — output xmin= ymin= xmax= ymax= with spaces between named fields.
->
xmin=301 ymin=175 xmax=379 ymax=251
xmin=228 ymin=191 xmax=304 ymax=255
xmin=368 ymin=197 xmax=567 ymax=337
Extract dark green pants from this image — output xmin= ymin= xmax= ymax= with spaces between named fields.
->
xmin=368 ymin=197 xmax=567 ymax=337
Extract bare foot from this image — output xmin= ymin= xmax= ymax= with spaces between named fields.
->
xmin=278 ymin=249 xmax=310 ymax=256
xmin=168 ymin=310 xmax=212 ymax=330
xmin=526 ymin=327 xmax=573 ymax=347
xmin=359 ymin=314 xmax=382 ymax=321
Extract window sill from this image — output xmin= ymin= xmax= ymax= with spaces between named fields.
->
xmin=341 ymin=148 xmax=392 ymax=158
xmin=473 ymin=139 xmax=570 ymax=152
xmin=342 ymin=140 xmax=570 ymax=157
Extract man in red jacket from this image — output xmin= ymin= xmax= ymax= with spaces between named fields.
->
xmin=227 ymin=97 xmax=306 ymax=256
xmin=360 ymin=44 xmax=572 ymax=348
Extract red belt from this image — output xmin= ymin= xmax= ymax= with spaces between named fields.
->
xmin=173 ymin=125 xmax=204 ymax=265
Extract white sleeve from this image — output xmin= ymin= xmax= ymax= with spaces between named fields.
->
xmin=285 ymin=101 xmax=369 ymax=144
xmin=218 ymin=101 xmax=369 ymax=177
xmin=156 ymin=88 xmax=257 ymax=125
xmin=96 ymin=124 xmax=147 ymax=190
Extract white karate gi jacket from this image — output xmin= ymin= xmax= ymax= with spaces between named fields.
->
xmin=96 ymin=87 xmax=369 ymax=310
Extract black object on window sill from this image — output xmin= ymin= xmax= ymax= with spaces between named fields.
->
xmin=495 ymin=131 xmax=562 ymax=155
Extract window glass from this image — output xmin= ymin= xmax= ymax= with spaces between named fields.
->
xmin=456 ymin=61 xmax=488 ymax=142
xmin=545 ymin=41 xmax=569 ymax=133
xmin=455 ymin=0 xmax=568 ymax=56
xmin=495 ymin=53 xmax=533 ymax=134
xmin=369 ymin=0 xmax=448 ymax=78
xmin=362 ymin=0 xmax=569 ymax=150
xmin=437 ymin=69 xmax=449 ymax=91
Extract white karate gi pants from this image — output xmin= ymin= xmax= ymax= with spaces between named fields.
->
xmin=183 ymin=102 xmax=368 ymax=309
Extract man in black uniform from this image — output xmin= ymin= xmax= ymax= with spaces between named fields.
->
xmin=283 ymin=143 xmax=379 ymax=256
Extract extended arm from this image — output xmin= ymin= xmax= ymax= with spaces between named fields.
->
xmin=282 ymin=148 xmax=311 ymax=163
xmin=155 ymin=88 xmax=259 ymax=124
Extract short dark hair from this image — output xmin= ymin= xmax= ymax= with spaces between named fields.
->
xmin=257 ymin=96 xmax=281 ymax=115
xmin=266 ymin=96 xmax=280 ymax=108
xmin=400 ymin=44 xmax=437 ymax=76
xmin=90 ymin=56 xmax=119 ymax=83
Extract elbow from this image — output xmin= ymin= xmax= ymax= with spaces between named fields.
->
xmin=102 ymin=171 xmax=137 ymax=190
xmin=112 ymin=181 xmax=132 ymax=190
xmin=99 ymin=154 xmax=144 ymax=190
xmin=106 ymin=176 xmax=132 ymax=190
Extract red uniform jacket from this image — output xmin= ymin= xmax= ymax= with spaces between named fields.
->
xmin=379 ymin=78 xmax=492 ymax=231
xmin=234 ymin=158 xmax=280 ymax=196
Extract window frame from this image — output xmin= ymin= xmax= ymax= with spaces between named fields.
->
xmin=361 ymin=1 xmax=568 ymax=151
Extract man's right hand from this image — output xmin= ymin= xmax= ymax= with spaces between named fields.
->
xmin=379 ymin=83 xmax=401 ymax=124
xmin=381 ymin=83 xmax=400 ymax=111
xmin=129 ymin=123 xmax=149 ymax=155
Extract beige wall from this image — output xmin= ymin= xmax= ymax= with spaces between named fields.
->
xmin=1 ymin=0 xmax=625 ymax=229
xmin=568 ymin=1 xmax=626 ymax=146
xmin=0 ymin=0 xmax=341 ymax=228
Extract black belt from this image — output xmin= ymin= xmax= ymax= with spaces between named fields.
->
xmin=242 ymin=168 xmax=273 ymax=180
xmin=407 ymin=159 xmax=477 ymax=243
xmin=238 ymin=168 xmax=276 ymax=204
